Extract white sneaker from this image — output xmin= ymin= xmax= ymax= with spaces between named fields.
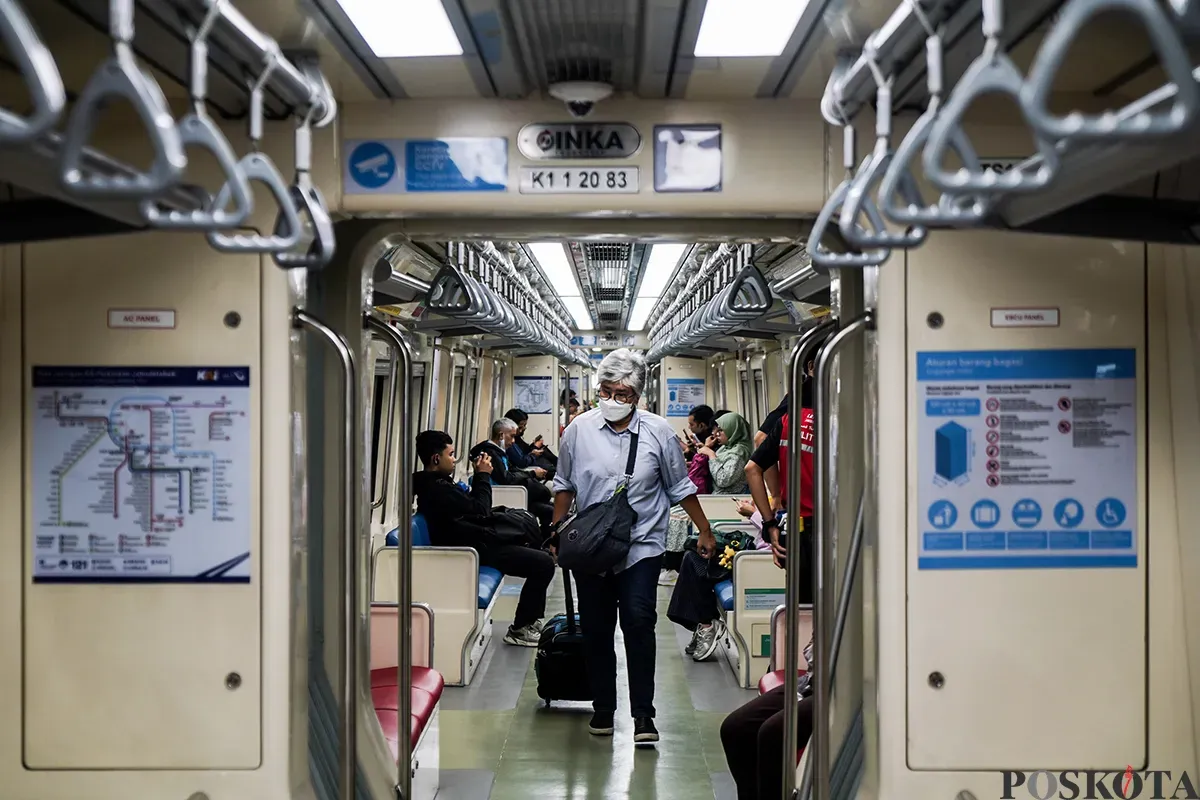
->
xmin=503 ymin=623 xmax=541 ymax=647
xmin=692 ymin=621 xmax=725 ymax=662
xmin=657 ymin=569 xmax=679 ymax=586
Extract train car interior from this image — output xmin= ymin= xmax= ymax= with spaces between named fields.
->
xmin=0 ymin=0 xmax=1198 ymax=799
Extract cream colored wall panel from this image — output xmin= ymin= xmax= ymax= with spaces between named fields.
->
xmin=21 ymin=235 xmax=261 ymax=769
xmin=340 ymin=98 xmax=826 ymax=216
xmin=905 ymin=231 xmax=1146 ymax=769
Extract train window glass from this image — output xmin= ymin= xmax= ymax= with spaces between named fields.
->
xmin=370 ymin=375 xmax=386 ymax=500
xmin=448 ymin=365 xmax=463 ymax=438
xmin=753 ymin=367 xmax=766 ymax=423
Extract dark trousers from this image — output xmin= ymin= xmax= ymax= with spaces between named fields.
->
xmin=480 ymin=544 xmax=555 ymax=629
xmin=720 ymin=686 xmax=815 ymax=800
xmin=666 ymin=549 xmax=723 ymax=632
xmin=573 ymin=553 xmax=663 ymax=718
xmin=529 ymin=501 xmax=554 ymax=536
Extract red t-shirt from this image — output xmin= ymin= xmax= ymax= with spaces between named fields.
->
xmin=751 ymin=408 xmax=815 ymax=517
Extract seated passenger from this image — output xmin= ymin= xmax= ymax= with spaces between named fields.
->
xmin=501 ymin=410 xmax=552 ymax=472
xmin=469 ymin=418 xmax=554 ymax=534
xmin=702 ymin=411 xmax=753 ymax=493
xmin=720 ymin=636 xmax=816 ymax=800
xmin=413 ymin=430 xmax=555 ymax=647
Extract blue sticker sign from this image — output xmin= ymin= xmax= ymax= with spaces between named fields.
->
xmin=404 ymin=138 xmax=508 ymax=193
xmin=654 ymin=124 xmax=722 ymax=193
xmin=917 ymin=349 xmax=1138 ymax=570
xmin=345 ymin=140 xmax=401 ymax=194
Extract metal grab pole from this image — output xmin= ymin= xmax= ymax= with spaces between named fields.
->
xmin=783 ymin=319 xmax=838 ymax=799
xmin=808 ymin=311 xmax=874 ymax=800
xmin=292 ymin=308 xmax=359 ymax=800
xmin=371 ymin=346 xmax=398 ymax=510
xmin=364 ymin=314 xmax=414 ymax=799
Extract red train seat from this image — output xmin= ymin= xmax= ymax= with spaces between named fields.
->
xmin=370 ymin=666 xmax=446 ymax=759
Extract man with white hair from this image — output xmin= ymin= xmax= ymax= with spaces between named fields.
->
xmin=469 ymin=418 xmax=554 ymax=534
xmin=551 ymin=348 xmax=717 ymax=744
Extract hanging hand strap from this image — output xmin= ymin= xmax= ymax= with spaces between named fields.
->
xmin=0 ymin=0 xmax=65 ymax=144
xmin=141 ymin=0 xmax=252 ymax=229
xmin=60 ymin=0 xmax=186 ymax=198
xmin=273 ymin=107 xmax=337 ymax=269
xmin=1022 ymin=0 xmax=1199 ymax=141
xmin=922 ymin=0 xmax=1058 ymax=195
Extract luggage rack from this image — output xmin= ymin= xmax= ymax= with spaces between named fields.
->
xmin=808 ymin=0 xmax=1200 ymax=265
xmin=0 ymin=0 xmax=340 ymax=262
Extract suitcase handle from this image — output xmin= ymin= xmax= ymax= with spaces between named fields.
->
xmin=562 ymin=567 xmax=578 ymax=636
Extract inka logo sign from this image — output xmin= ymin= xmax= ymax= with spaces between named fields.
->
xmin=518 ymin=123 xmax=641 ymax=160
xmin=1003 ymin=767 xmax=1200 ymax=799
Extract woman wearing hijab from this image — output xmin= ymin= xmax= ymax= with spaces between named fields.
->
xmin=698 ymin=412 xmax=752 ymax=493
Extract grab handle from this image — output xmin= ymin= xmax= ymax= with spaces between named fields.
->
xmin=206 ymin=153 xmax=303 ymax=252
xmin=292 ymin=308 xmax=359 ymax=800
xmin=877 ymin=18 xmax=992 ymax=226
xmin=923 ymin=0 xmax=1058 ymax=194
xmin=273 ymin=112 xmax=337 ymax=269
xmin=809 ymin=176 xmax=893 ymax=270
xmin=1022 ymin=0 xmax=1199 ymax=140
xmin=142 ymin=1 xmax=252 ymax=229
xmin=0 ymin=0 xmax=66 ymax=144
xmin=781 ymin=318 xmax=838 ymax=800
xmin=839 ymin=46 xmax=927 ymax=248
xmin=60 ymin=0 xmax=186 ymax=197
xmin=808 ymin=311 xmax=874 ymax=800
xmin=206 ymin=52 xmax=302 ymax=253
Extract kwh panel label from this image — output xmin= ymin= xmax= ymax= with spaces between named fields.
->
xmin=916 ymin=349 xmax=1137 ymax=570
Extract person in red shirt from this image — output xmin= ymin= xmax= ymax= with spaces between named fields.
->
xmin=743 ymin=359 xmax=815 ymax=594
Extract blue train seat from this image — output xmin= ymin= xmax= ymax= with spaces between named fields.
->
xmin=716 ymin=579 xmax=735 ymax=611
xmin=388 ymin=514 xmax=504 ymax=609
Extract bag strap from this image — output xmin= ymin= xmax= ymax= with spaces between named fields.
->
xmin=623 ymin=428 xmax=640 ymax=480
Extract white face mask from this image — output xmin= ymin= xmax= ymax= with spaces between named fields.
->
xmin=599 ymin=396 xmax=633 ymax=422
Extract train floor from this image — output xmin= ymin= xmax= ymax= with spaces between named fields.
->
xmin=433 ymin=575 xmax=756 ymax=799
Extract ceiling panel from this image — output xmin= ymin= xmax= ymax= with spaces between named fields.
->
xmin=505 ymin=0 xmax=642 ymax=93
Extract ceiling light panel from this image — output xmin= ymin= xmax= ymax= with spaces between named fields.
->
xmin=693 ymin=0 xmax=811 ymax=58
xmin=637 ymin=244 xmax=688 ymax=299
xmin=527 ymin=243 xmax=583 ymax=297
xmin=626 ymin=296 xmax=657 ymax=332
xmin=561 ymin=296 xmax=595 ymax=330
xmin=335 ymin=0 xmax=465 ymax=58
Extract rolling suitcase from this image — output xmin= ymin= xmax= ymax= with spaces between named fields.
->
xmin=534 ymin=568 xmax=592 ymax=705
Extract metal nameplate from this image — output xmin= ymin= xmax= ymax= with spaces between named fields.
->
xmin=517 ymin=122 xmax=642 ymax=160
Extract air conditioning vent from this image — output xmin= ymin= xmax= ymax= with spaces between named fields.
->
xmin=594 ymin=288 xmax=626 ymax=302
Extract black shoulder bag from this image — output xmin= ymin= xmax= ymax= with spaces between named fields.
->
xmin=554 ymin=429 xmax=639 ymax=575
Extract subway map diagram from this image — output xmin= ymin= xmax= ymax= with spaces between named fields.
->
xmin=30 ymin=366 xmax=252 ymax=583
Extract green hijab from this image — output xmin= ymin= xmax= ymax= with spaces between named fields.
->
xmin=713 ymin=412 xmax=753 ymax=469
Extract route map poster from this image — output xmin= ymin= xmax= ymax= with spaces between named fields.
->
xmin=30 ymin=366 xmax=252 ymax=583
xmin=916 ymin=349 xmax=1137 ymax=570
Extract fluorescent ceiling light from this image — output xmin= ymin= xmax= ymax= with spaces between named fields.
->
xmin=693 ymin=0 xmax=810 ymax=58
xmin=527 ymin=243 xmax=582 ymax=298
xmin=637 ymin=244 xmax=688 ymax=299
xmin=335 ymin=0 xmax=464 ymax=58
xmin=561 ymin=296 xmax=594 ymax=330
xmin=626 ymin=296 xmax=657 ymax=332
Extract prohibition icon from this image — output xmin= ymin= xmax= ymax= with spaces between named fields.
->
xmin=1058 ymin=420 xmax=1072 ymax=434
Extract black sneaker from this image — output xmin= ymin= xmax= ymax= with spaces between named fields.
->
xmin=588 ymin=711 xmax=615 ymax=736
xmin=633 ymin=717 xmax=659 ymax=744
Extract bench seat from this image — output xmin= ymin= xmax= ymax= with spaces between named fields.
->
xmin=371 ymin=666 xmax=445 ymax=756
xmin=715 ymin=579 xmax=735 ymax=611
xmin=477 ymin=566 xmax=504 ymax=609
xmin=758 ymin=668 xmax=807 ymax=696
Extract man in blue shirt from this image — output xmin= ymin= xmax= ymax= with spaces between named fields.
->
xmin=551 ymin=348 xmax=716 ymax=745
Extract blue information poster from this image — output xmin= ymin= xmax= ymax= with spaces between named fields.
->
xmin=665 ymin=377 xmax=705 ymax=417
xmin=916 ymin=349 xmax=1137 ymax=570
xmin=405 ymin=138 xmax=508 ymax=193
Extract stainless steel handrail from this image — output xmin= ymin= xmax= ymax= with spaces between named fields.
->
xmin=371 ymin=343 xmax=398 ymax=511
xmin=364 ymin=313 xmax=414 ymax=800
xmin=783 ymin=318 xmax=838 ymax=800
xmin=809 ymin=310 xmax=874 ymax=800
xmin=292 ymin=307 xmax=359 ymax=800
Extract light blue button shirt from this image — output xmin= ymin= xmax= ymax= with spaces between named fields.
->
xmin=553 ymin=407 xmax=698 ymax=572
